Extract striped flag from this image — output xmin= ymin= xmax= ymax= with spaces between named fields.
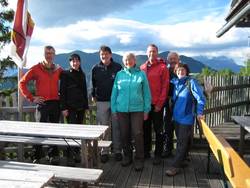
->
xmin=11 ymin=0 xmax=34 ymax=68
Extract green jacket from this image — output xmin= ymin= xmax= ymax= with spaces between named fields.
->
xmin=111 ymin=66 xmax=151 ymax=113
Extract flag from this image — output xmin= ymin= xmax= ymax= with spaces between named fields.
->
xmin=11 ymin=0 xmax=34 ymax=68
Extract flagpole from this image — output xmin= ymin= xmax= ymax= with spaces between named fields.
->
xmin=17 ymin=67 xmax=23 ymax=121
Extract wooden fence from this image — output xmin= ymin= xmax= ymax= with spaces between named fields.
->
xmin=203 ymin=75 xmax=250 ymax=127
xmin=0 ymin=76 xmax=249 ymax=128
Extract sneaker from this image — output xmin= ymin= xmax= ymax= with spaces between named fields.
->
xmin=100 ymin=154 xmax=109 ymax=163
xmin=115 ymin=153 xmax=122 ymax=161
xmin=165 ymin=167 xmax=180 ymax=176
xmin=121 ymin=157 xmax=132 ymax=167
xmin=67 ymin=158 xmax=76 ymax=167
xmin=134 ymin=160 xmax=144 ymax=171
xmin=153 ymin=156 xmax=161 ymax=165
xmin=49 ymin=156 xmax=60 ymax=165
xmin=33 ymin=156 xmax=49 ymax=164
xmin=74 ymin=155 xmax=81 ymax=163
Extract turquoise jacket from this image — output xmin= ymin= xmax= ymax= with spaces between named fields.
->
xmin=111 ymin=66 xmax=151 ymax=113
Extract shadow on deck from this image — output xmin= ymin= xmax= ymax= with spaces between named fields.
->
xmin=89 ymin=150 xmax=249 ymax=188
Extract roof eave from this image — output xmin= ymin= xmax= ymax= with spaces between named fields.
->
xmin=216 ymin=3 xmax=250 ymax=38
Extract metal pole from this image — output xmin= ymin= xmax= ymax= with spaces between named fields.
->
xmin=17 ymin=68 xmax=23 ymax=121
xmin=17 ymin=67 xmax=24 ymax=161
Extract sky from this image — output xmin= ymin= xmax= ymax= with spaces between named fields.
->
xmin=2 ymin=0 xmax=250 ymax=68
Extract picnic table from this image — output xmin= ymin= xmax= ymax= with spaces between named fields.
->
xmin=0 ymin=120 xmax=108 ymax=168
xmin=231 ymin=116 xmax=250 ymax=157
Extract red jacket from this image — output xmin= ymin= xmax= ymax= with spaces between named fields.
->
xmin=140 ymin=58 xmax=169 ymax=109
xmin=19 ymin=62 xmax=63 ymax=102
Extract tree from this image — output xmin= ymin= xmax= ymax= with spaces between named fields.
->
xmin=0 ymin=0 xmax=16 ymax=95
xmin=200 ymin=67 xmax=216 ymax=76
xmin=217 ymin=68 xmax=234 ymax=76
xmin=239 ymin=59 xmax=250 ymax=76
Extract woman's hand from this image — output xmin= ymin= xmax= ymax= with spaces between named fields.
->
xmin=144 ymin=113 xmax=148 ymax=120
xmin=197 ymin=115 xmax=204 ymax=121
xmin=62 ymin=109 xmax=69 ymax=117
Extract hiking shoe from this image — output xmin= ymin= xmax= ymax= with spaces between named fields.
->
xmin=134 ymin=160 xmax=144 ymax=171
xmin=121 ymin=157 xmax=132 ymax=167
xmin=115 ymin=153 xmax=122 ymax=161
xmin=100 ymin=154 xmax=109 ymax=163
xmin=153 ymin=156 xmax=161 ymax=165
xmin=165 ymin=167 xmax=180 ymax=176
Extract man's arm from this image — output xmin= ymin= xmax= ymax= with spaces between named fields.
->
xmin=19 ymin=69 xmax=35 ymax=102
xmin=155 ymin=66 xmax=169 ymax=111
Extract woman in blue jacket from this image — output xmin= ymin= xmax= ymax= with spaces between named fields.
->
xmin=111 ymin=52 xmax=151 ymax=171
xmin=166 ymin=63 xmax=206 ymax=176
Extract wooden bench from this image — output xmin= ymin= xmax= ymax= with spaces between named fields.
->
xmin=0 ymin=135 xmax=111 ymax=161
xmin=0 ymin=160 xmax=103 ymax=184
xmin=0 ymin=168 xmax=54 ymax=188
xmin=0 ymin=135 xmax=111 ymax=148
xmin=200 ymin=119 xmax=250 ymax=188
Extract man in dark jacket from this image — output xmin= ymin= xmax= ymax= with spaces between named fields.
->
xmin=91 ymin=45 xmax=122 ymax=163
xmin=162 ymin=52 xmax=180 ymax=158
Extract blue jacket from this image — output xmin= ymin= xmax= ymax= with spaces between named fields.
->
xmin=171 ymin=76 xmax=206 ymax=125
xmin=111 ymin=66 xmax=151 ymax=113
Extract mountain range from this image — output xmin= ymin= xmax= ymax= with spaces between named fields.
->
xmin=53 ymin=50 xmax=209 ymax=89
xmin=1 ymin=51 xmax=243 ymax=91
xmin=192 ymin=56 xmax=243 ymax=72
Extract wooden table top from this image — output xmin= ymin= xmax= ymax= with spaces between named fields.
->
xmin=231 ymin=116 xmax=250 ymax=133
xmin=0 ymin=120 xmax=108 ymax=140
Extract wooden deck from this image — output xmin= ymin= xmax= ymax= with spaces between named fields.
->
xmin=86 ymin=150 xmax=250 ymax=188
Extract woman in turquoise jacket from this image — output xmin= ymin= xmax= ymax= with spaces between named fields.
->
xmin=166 ymin=63 xmax=206 ymax=176
xmin=111 ymin=52 xmax=151 ymax=171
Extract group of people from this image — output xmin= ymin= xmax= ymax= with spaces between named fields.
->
xmin=19 ymin=44 xmax=206 ymax=176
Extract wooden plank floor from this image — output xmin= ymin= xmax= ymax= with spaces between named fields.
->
xmin=88 ymin=150 xmax=234 ymax=188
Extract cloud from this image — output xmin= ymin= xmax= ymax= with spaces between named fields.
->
xmin=2 ymin=3 xmax=249 ymax=68
xmin=26 ymin=0 xmax=146 ymax=27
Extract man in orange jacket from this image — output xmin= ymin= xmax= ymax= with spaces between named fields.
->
xmin=19 ymin=45 xmax=63 ymax=164
xmin=140 ymin=44 xmax=170 ymax=165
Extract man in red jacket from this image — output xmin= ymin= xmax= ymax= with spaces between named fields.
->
xmin=19 ymin=45 xmax=63 ymax=164
xmin=140 ymin=44 xmax=169 ymax=165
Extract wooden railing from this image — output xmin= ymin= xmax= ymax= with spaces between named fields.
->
xmin=203 ymin=76 xmax=250 ymax=127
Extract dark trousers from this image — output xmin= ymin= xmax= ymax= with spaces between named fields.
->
xmin=171 ymin=122 xmax=193 ymax=168
xmin=118 ymin=112 xmax=144 ymax=160
xmin=163 ymin=100 xmax=174 ymax=153
xmin=143 ymin=105 xmax=164 ymax=157
xmin=66 ymin=109 xmax=85 ymax=124
xmin=34 ymin=100 xmax=60 ymax=160
xmin=65 ymin=109 xmax=85 ymax=161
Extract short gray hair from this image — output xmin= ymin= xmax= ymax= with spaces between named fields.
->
xmin=167 ymin=51 xmax=179 ymax=61
xmin=122 ymin=52 xmax=136 ymax=63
